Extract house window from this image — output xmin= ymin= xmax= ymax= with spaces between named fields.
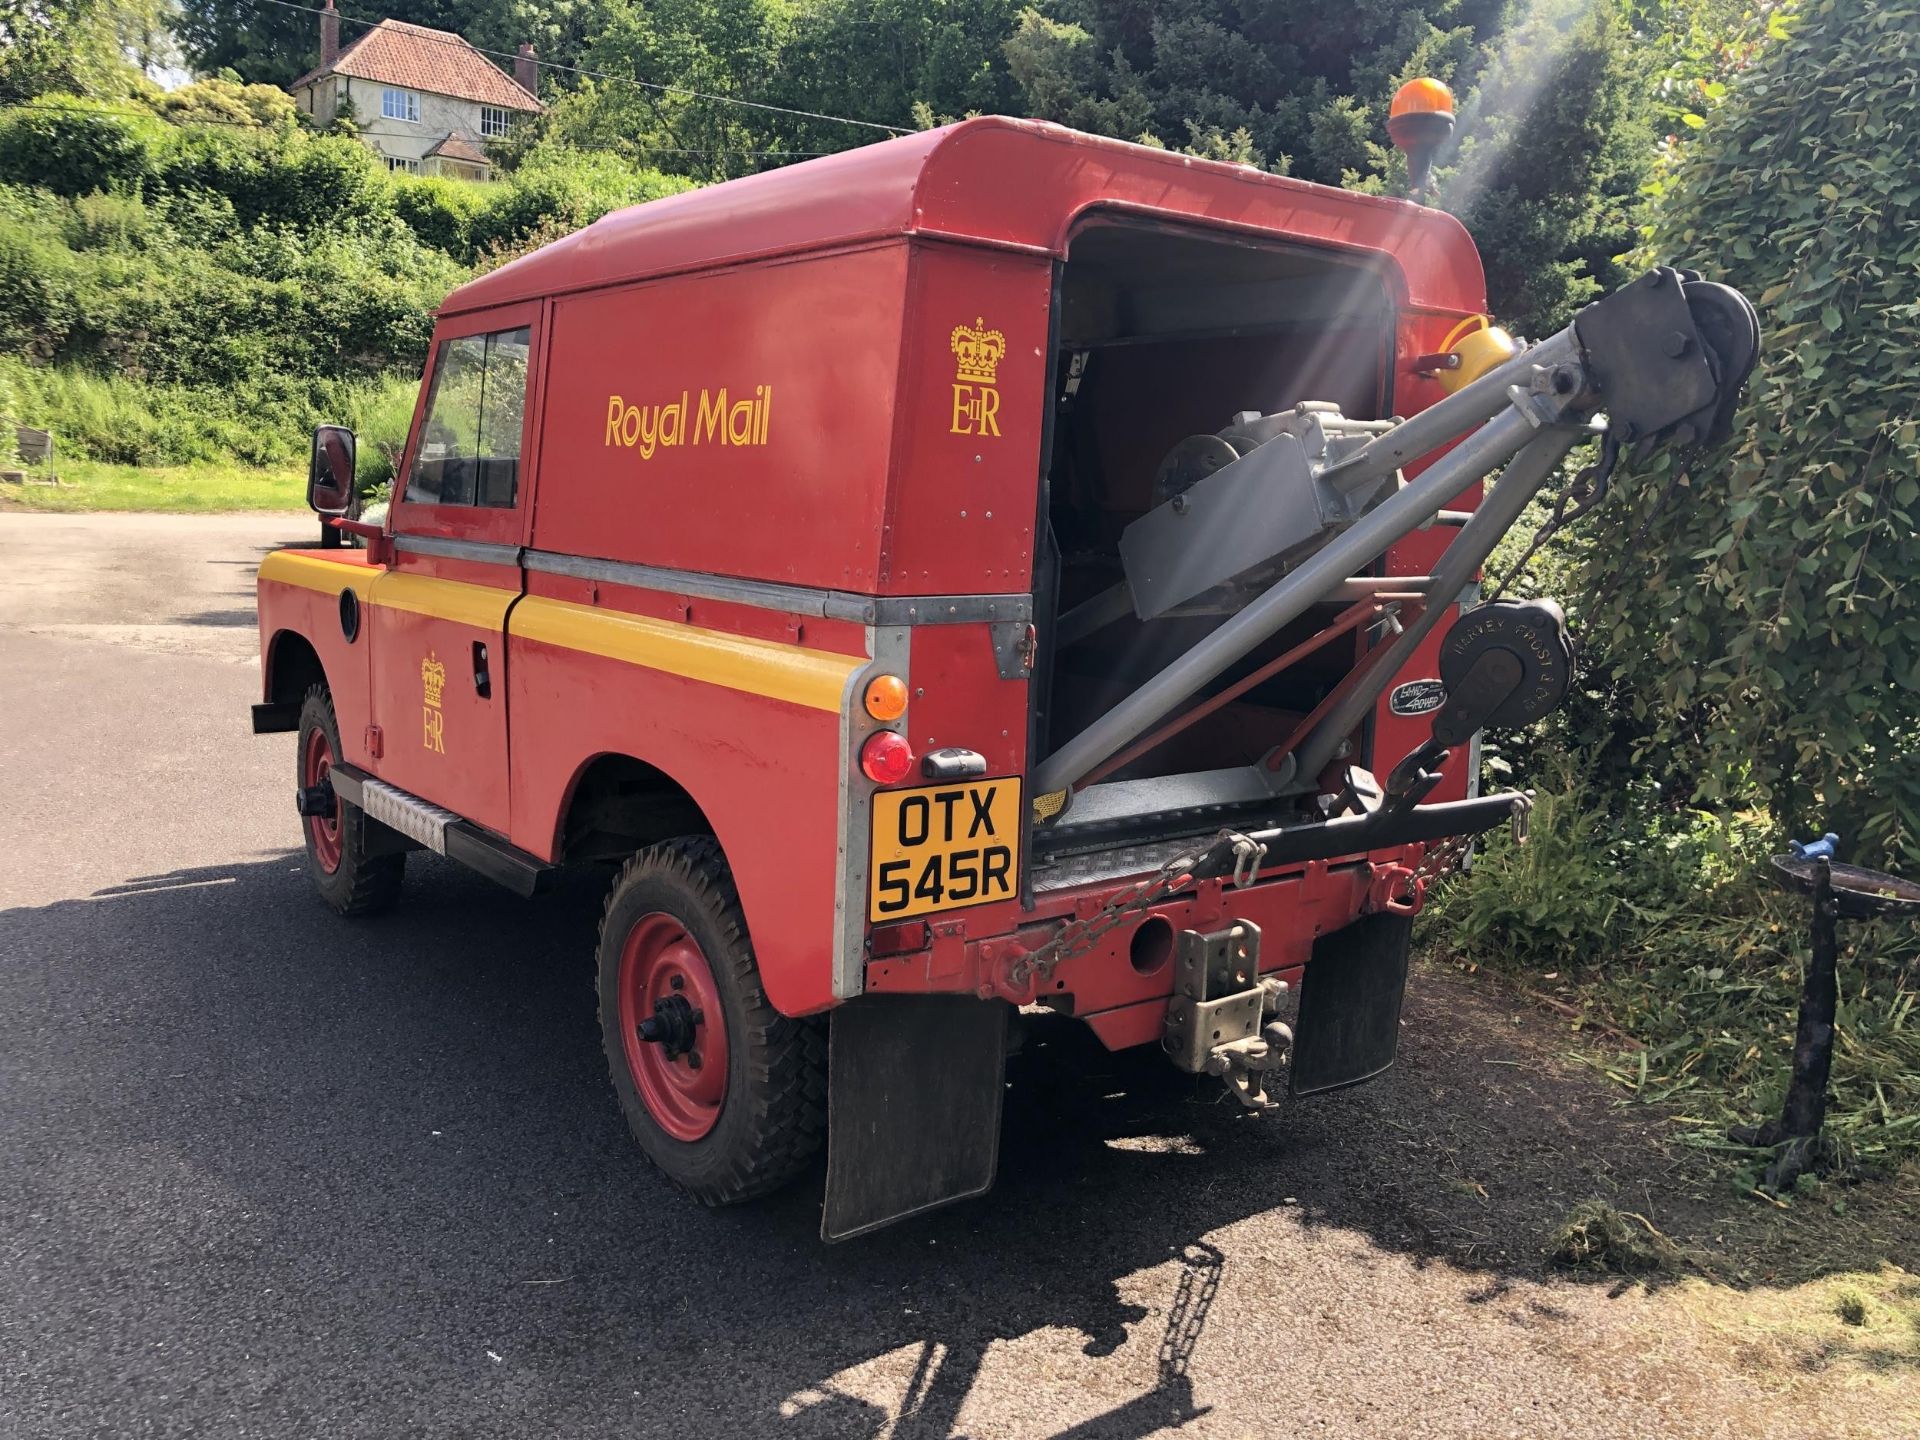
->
xmin=381 ymin=88 xmax=419 ymax=122
xmin=384 ymin=156 xmax=419 ymax=174
xmin=406 ymin=328 xmax=532 ymax=509
xmin=480 ymin=105 xmax=512 ymax=139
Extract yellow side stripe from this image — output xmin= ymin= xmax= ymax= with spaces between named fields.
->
xmin=258 ymin=550 xmax=370 ymax=594
xmin=512 ymin=595 xmax=860 ymax=713
xmin=260 ymin=553 xmax=508 ymax=628
xmin=259 ymin=551 xmax=863 ymax=712
xmin=370 ymin=571 xmax=514 ymax=630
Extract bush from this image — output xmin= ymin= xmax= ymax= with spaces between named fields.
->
xmin=1435 ymin=752 xmax=1920 ymax=1163
xmin=0 ymin=107 xmax=688 ymax=480
xmin=0 ymin=182 xmax=465 ymax=386
xmin=0 ymin=97 xmax=171 ymax=195
xmin=1433 ymin=757 xmax=1630 ymax=973
xmin=5 ymin=362 xmax=418 ymax=471
xmin=470 ymin=145 xmax=691 ymax=255
xmin=0 ymin=358 xmax=19 ymax=467
xmin=390 ymin=173 xmax=490 ymax=261
xmin=158 ymin=127 xmax=390 ymax=231
xmin=341 ymin=374 xmax=422 ymax=493
xmin=0 ymin=199 xmax=82 ymax=359
xmin=1578 ymin=0 xmax=1920 ymax=867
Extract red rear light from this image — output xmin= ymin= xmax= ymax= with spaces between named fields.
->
xmin=860 ymin=730 xmax=914 ymax=785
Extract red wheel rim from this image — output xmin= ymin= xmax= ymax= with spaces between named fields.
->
xmin=302 ymin=726 xmax=343 ymax=875
xmin=617 ymin=912 xmax=729 ymax=1142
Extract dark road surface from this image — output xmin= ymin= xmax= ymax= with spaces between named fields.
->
xmin=2 ymin=514 xmax=1902 ymax=1439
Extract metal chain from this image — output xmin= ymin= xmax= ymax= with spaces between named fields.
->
xmin=1010 ymin=800 xmax=1533 ymax=984
xmin=1006 ymin=831 xmax=1268 ymax=988
xmin=1005 ymin=852 xmax=1198 ymax=988
xmin=1486 ymin=434 xmax=1620 ymax=602
xmin=1374 ymin=795 xmax=1534 ymax=913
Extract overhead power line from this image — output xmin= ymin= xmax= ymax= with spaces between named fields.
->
xmin=248 ymin=0 xmax=912 ymax=136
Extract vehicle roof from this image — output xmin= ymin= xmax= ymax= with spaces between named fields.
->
xmin=443 ymin=116 xmax=1485 ymax=317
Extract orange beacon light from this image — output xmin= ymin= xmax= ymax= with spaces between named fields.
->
xmin=1388 ymin=78 xmax=1455 ymax=197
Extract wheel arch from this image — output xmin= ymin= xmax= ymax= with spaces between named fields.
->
xmin=264 ymin=628 xmax=327 ymax=707
xmin=555 ymin=751 xmax=717 ymax=864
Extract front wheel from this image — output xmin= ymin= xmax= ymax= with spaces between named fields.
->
xmin=296 ymin=685 xmax=404 ymax=916
xmin=597 ymin=837 xmax=824 ymax=1204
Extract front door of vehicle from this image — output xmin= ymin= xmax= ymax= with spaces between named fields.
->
xmin=367 ymin=306 xmax=541 ymax=837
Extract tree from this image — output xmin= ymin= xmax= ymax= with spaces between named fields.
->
xmin=1578 ymin=0 xmax=1920 ymax=864
xmin=0 ymin=0 xmax=167 ymax=104
xmin=172 ymin=0 xmax=312 ymax=90
xmin=1002 ymin=0 xmax=1653 ymax=335
xmin=1443 ymin=0 xmax=1652 ymax=334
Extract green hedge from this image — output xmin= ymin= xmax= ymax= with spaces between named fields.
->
xmin=0 ymin=183 xmax=464 ymax=385
xmin=1577 ymin=0 xmax=1920 ymax=866
xmin=0 ymin=99 xmax=693 ymax=262
xmin=0 ymin=97 xmax=696 ymax=477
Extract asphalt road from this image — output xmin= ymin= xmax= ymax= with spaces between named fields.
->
xmin=0 ymin=512 xmax=1899 ymax=1439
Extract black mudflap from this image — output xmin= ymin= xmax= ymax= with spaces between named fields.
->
xmin=1289 ymin=913 xmax=1413 ymax=1097
xmin=822 ymin=994 xmax=1009 ymax=1242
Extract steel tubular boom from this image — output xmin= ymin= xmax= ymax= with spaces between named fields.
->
xmin=1286 ymin=425 xmax=1583 ymax=785
xmin=1079 ymin=598 xmax=1392 ymax=790
xmin=1033 ymin=401 xmax=1552 ymax=796
xmin=1319 ymin=327 xmax=1581 ymax=494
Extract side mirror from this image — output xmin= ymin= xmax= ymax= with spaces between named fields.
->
xmin=308 ymin=425 xmax=357 ymax=516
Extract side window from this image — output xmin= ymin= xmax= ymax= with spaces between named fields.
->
xmin=405 ymin=326 xmax=531 ymax=509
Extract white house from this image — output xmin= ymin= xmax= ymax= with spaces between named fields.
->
xmin=290 ymin=1 xmax=543 ymax=182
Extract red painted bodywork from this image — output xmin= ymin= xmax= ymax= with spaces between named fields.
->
xmin=258 ymin=117 xmax=1490 ymax=1035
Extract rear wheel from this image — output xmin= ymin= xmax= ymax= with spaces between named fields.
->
xmin=296 ymin=685 xmax=404 ymax=916
xmin=597 ymin=837 xmax=824 ymax=1204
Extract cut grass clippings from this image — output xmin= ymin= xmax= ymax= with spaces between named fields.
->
xmin=1549 ymin=1199 xmax=1683 ymax=1275
xmin=0 ymin=459 xmax=305 ymax=513
xmin=1675 ymin=1264 xmax=1920 ymax=1403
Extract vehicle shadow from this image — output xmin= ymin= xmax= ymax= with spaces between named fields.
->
xmin=2 ymin=854 xmax=1911 ymax=1439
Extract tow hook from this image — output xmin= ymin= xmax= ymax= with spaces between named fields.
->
xmin=1164 ymin=923 xmax=1293 ymax=1111
xmin=1207 ymin=1019 xmax=1293 ymax=1110
xmin=295 ymin=781 xmax=335 ymax=817
xmin=1367 ymin=862 xmax=1425 ymax=916
xmin=636 ymin=994 xmax=703 ymax=1061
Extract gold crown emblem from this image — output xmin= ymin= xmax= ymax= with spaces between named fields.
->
xmin=420 ymin=653 xmax=446 ymax=707
xmin=950 ymin=318 xmax=1006 ymax=386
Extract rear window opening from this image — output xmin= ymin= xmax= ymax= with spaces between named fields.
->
xmin=1033 ymin=219 xmax=1396 ymax=848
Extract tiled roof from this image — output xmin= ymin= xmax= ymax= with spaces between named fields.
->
xmin=292 ymin=20 xmax=542 ymax=112
xmin=427 ymin=132 xmax=489 ymax=165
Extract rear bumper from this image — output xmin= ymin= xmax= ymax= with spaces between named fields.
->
xmin=865 ymin=787 xmax=1529 ymax=1044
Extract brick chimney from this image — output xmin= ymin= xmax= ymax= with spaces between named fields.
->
xmin=319 ymin=0 xmax=339 ymax=67
xmin=515 ymin=42 xmax=537 ymax=95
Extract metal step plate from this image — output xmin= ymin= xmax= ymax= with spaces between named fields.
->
xmin=1030 ymin=835 xmax=1202 ymax=893
xmin=357 ymin=778 xmax=459 ymax=855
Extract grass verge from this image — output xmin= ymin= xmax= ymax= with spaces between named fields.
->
xmin=1430 ymin=765 xmax=1920 ymax=1181
xmin=0 ymin=459 xmax=305 ymax=512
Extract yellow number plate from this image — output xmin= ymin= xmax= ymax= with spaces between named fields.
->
xmin=868 ymin=778 xmax=1023 ymax=921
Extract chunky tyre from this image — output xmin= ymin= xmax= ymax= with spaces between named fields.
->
xmin=296 ymin=685 xmax=404 ymax=916
xmin=597 ymin=837 xmax=825 ymax=1204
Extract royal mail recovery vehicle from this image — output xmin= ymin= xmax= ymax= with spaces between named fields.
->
xmin=255 ymin=110 xmax=1756 ymax=1239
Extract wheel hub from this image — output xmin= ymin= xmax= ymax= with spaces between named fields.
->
xmin=617 ymin=912 xmax=729 ymax=1141
xmin=636 ymin=993 xmax=703 ymax=1060
xmin=301 ymin=726 xmax=343 ymax=874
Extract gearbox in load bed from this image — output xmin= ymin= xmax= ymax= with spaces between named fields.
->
xmin=1117 ymin=403 xmax=1400 ymax=621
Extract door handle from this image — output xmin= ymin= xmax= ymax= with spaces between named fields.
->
xmin=472 ymin=641 xmax=492 ymax=699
